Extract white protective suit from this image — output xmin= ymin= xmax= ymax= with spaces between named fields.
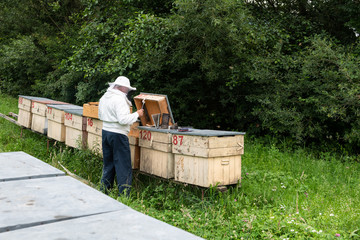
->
xmin=98 ymin=87 xmax=139 ymax=135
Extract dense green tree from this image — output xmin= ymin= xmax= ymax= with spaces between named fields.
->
xmin=245 ymin=0 xmax=360 ymax=45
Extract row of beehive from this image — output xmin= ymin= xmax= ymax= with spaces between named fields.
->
xmin=18 ymin=95 xmax=245 ymax=187
xmin=17 ymin=95 xmax=140 ymax=169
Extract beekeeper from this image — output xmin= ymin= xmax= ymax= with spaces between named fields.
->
xmin=98 ymin=76 xmax=144 ymax=196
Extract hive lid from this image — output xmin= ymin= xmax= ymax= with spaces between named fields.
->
xmin=138 ymin=126 xmax=245 ymax=137
xmin=18 ymin=95 xmax=51 ymax=101
xmin=134 ymin=93 xmax=175 ymax=128
xmin=63 ymin=108 xmax=83 ymax=116
xmin=47 ymin=104 xmax=83 ymax=111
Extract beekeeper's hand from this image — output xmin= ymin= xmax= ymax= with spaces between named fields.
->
xmin=137 ymin=109 xmax=144 ymax=118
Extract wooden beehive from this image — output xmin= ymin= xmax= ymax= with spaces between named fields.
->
xmin=138 ymin=126 xmax=174 ymax=179
xmin=17 ymin=96 xmax=50 ymax=128
xmin=172 ymin=129 xmax=245 ymax=187
xmin=83 ymin=102 xmax=99 ymax=119
xmin=47 ymin=104 xmax=83 ymax=142
xmin=30 ymin=98 xmax=68 ymax=134
xmin=64 ymin=108 xmax=86 ymax=149
xmin=134 ymin=93 xmax=175 ymax=128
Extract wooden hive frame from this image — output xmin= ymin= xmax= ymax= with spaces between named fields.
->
xmin=134 ymin=93 xmax=175 ymax=128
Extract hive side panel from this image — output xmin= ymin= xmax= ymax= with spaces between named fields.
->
xmin=47 ymin=120 xmax=66 ymax=142
xmin=18 ymin=109 xmax=32 ymax=128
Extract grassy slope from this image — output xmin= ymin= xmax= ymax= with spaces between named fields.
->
xmin=0 ymin=93 xmax=359 ymax=239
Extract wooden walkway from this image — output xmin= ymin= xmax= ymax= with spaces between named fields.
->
xmin=0 ymin=151 xmax=202 ymax=240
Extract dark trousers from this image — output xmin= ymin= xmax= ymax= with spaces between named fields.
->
xmin=100 ymin=129 xmax=132 ymax=195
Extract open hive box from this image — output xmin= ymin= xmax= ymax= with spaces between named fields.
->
xmin=134 ymin=93 xmax=176 ymax=178
xmin=47 ymin=104 xmax=83 ymax=142
xmin=134 ymin=93 xmax=175 ymax=128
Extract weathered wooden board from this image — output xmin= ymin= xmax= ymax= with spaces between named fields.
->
xmin=140 ymin=148 xmax=174 ymax=179
xmin=128 ymin=136 xmax=138 ymax=145
xmin=139 ymin=129 xmax=172 ymax=143
xmin=174 ymin=154 xmax=241 ymax=187
xmin=130 ymin=144 xmax=140 ymax=169
xmin=172 ymin=134 xmax=244 ymax=157
xmin=47 ymin=120 xmax=66 ymax=142
xmin=139 ymin=140 xmax=172 ymax=153
xmin=18 ymin=109 xmax=32 ymax=128
xmin=128 ymin=121 xmax=140 ymax=138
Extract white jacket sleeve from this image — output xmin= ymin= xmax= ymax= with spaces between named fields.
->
xmin=114 ymin=99 xmax=139 ymax=125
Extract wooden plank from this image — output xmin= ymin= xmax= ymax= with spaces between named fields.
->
xmin=8 ymin=112 xmax=18 ymax=119
xmin=139 ymin=140 xmax=172 ymax=153
xmin=140 ymin=148 xmax=174 ymax=179
xmin=128 ymin=136 xmax=139 ymax=145
xmin=130 ymin=144 xmax=140 ymax=169
xmin=17 ymin=109 xmax=32 ymax=128
xmin=172 ymin=145 xmax=243 ymax=157
xmin=86 ymin=117 xmax=102 ymax=135
xmin=31 ymin=114 xmax=47 ymax=134
xmin=139 ymin=129 xmax=172 ymax=143
xmin=0 ymin=113 xmax=21 ymax=126
xmin=65 ymin=127 xmax=83 ymax=149
xmin=171 ymin=134 xmax=244 ymax=150
xmin=128 ymin=121 xmax=140 ymax=138
xmin=174 ymin=154 xmax=241 ymax=187
xmin=47 ymin=120 xmax=66 ymax=142
xmin=208 ymin=135 xmax=244 ymax=149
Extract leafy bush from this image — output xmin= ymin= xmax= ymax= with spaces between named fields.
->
xmin=0 ymin=36 xmax=51 ymax=96
xmin=247 ymin=36 xmax=360 ymax=150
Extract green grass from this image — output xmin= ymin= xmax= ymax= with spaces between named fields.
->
xmin=1 ymin=93 xmax=359 ymax=239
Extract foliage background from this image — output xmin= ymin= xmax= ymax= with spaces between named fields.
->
xmin=0 ymin=0 xmax=359 ymax=152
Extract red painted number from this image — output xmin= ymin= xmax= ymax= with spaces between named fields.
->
xmin=32 ymin=102 xmax=35 ymax=108
xmin=87 ymin=118 xmax=93 ymax=127
xmin=140 ymin=130 xmax=151 ymax=141
xmin=173 ymin=135 xmax=183 ymax=146
xmin=19 ymin=98 xmax=23 ymax=104
xmin=47 ymin=107 xmax=52 ymax=114
xmin=65 ymin=113 xmax=73 ymax=121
